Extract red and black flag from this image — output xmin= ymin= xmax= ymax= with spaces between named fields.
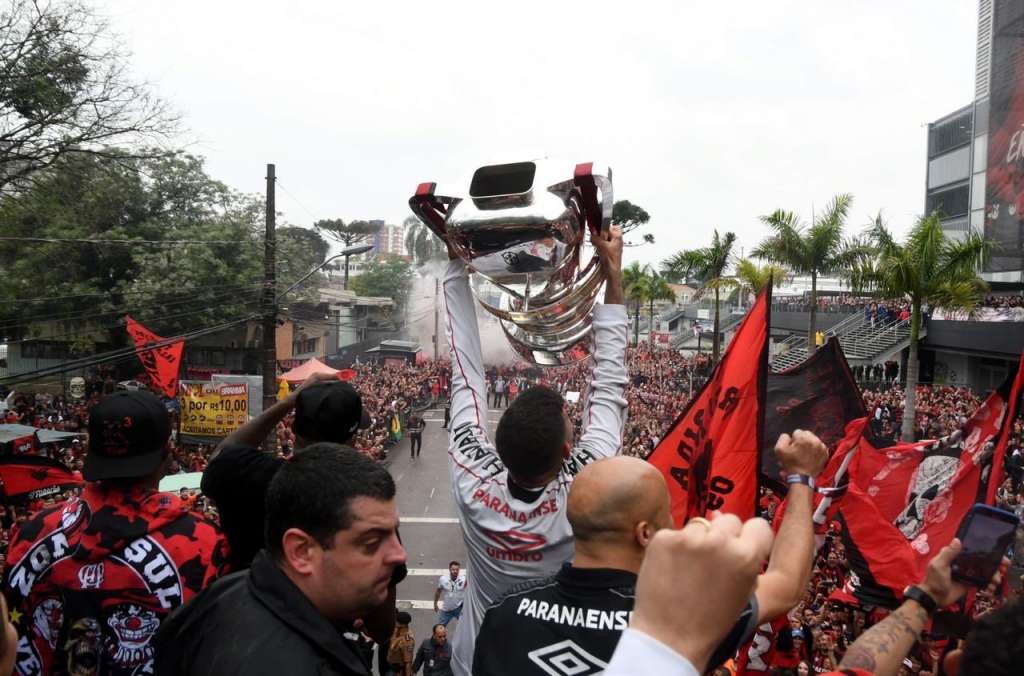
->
xmin=892 ymin=353 xmax=1024 ymax=561
xmin=0 ymin=454 xmax=82 ymax=501
xmin=833 ymin=479 xmax=920 ymax=607
xmin=826 ymin=353 xmax=1024 ymax=607
xmin=125 ymin=316 xmax=185 ymax=398
xmin=648 ymin=285 xmax=771 ymax=525
xmin=762 ymin=338 xmax=866 ymax=488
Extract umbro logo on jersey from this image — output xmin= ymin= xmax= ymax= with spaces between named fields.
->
xmin=527 ymin=640 xmax=607 ymax=676
xmin=483 ymin=529 xmax=546 ymax=552
xmin=483 ymin=529 xmax=547 ymax=562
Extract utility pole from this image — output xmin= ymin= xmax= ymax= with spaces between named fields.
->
xmin=261 ymin=164 xmax=277 ymax=450
xmin=433 ymin=277 xmax=440 ymax=360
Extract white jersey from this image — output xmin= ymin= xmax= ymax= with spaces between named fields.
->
xmin=442 ymin=259 xmax=628 ymax=676
xmin=438 ymin=570 xmax=468 ymax=611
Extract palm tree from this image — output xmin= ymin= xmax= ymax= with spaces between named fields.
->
xmin=622 ymin=262 xmax=649 ymax=346
xmin=404 ymin=215 xmax=448 ymax=266
xmin=731 ymin=259 xmax=788 ymax=307
xmin=645 ymin=273 xmax=677 ymax=343
xmin=864 ymin=212 xmax=990 ymax=441
xmin=661 ymin=230 xmax=736 ymax=363
xmin=753 ymin=194 xmax=862 ymax=351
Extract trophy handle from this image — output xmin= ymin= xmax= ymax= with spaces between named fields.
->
xmin=573 ymin=163 xmax=613 ymax=236
xmin=408 ymin=182 xmax=459 ymax=244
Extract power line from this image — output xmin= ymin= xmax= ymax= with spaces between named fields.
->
xmin=274 ymin=178 xmax=320 ymax=224
xmin=0 ymin=284 xmax=265 ymax=330
xmin=2 ymin=295 xmax=262 ymax=346
xmin=0 ymin=280 xmax=263 ymax=305
xmin=0 ymin=313 xmax=260 ymax=387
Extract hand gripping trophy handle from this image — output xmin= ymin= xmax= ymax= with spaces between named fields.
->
xmin=409 ymin=161 xmax=613 ymax=366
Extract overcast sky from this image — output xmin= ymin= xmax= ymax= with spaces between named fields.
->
xmin=97 ymin=0 xmax=978 ymax=267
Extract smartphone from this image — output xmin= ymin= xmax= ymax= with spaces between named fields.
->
xmin=950 ymin=504 xmax=1020 ymax=586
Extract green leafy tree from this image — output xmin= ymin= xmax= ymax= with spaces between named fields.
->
xmin=863 ymin=213 xmax=990 ymax=441
xmin=314 ymin=218 xmax=379 ymax=288
xmin=660 ymin=230 xmax=736 ymax=362
xmin=0 ymin=152 xmax=326 ymax=344
xmin=349 ymin=255 xmax=413 ymax=310
xmin=1 ymin=0 xmax=178 ymax=196
xmin=612 ymin=200 xmax=654 ymax=246
xmin=753 ymin=194 xmax=865 ymax=351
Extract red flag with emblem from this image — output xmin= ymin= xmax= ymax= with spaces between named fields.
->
xmin=125 ymin=316 xmax=184 ymax=398
xmin=815 ymin=354 xmax=1024 ymax=608
xmin=0 ymin=455 xmax=82 ymax=501
xmin=647 ymin=285 xmax=770 ymax=525
xmin=894 ymin=353 xmax=1024 ymax=562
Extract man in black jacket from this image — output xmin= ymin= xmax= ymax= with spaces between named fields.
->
xmin=412 ymin=625 xmax=453 ymax=676
xmin=154 ymin=444 xmax=407 ymax=675
xmin=201 ymin=373 xmax=407 ymax=648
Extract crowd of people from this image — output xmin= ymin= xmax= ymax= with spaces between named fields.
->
xmin=770 ymin=293 xmax=1024 ymax=324
xmin=982 ymin=294 xmax=1024 ymax=310
xmin=0 ymin=307 xmax=1021 ymax=674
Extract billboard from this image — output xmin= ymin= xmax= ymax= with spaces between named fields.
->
xmin=211 ymin=373 xmax=264 ymax=417
xmin=178 ymin=381 xmax=248 ymax=440
xmin=985 ymin=0 xmax=1024 ymax=272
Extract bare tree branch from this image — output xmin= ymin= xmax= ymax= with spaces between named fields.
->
xmin=0 ymin=0 xmax=180 ymax=196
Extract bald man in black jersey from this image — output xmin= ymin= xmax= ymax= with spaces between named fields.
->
xmin=473 ymin=430 xmax=828 ymax=675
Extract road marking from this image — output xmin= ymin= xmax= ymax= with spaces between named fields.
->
xmin=429 ymin=487 xmax=436 ymax=499
xmin=401 ymin=517 xmax=460 ymax=524
xmin=405 ymin=568 xmax=456 ymax=576
xmin=396 ymin=599 xmax=437 ymax=610
xmin=424 ymin=505 xmax=429 ymax=514
xmin=395 ymin=473 xmax=405 ymax=483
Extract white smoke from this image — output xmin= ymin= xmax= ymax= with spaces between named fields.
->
xmin=407 ymin=260 xmax=518 ymax=365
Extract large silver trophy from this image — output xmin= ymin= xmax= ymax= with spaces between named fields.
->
xmin=409 ymin=160 xmax=612 ymax=366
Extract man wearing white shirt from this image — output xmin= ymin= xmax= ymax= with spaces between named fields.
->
xmin=442 ymin=226 xmax=628 ymax=676
xmin=434 ymin=561 xmax=468 ymax=627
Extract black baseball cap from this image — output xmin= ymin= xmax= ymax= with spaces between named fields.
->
xmin=84 ymin=391 xmax=171 ymax=481
xmin=293 ymin=381 xmax=371 ymax=444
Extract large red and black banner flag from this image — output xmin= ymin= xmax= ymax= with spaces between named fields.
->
xmin=647 ymin=285 xmax=770 ymax=526
xmin=0 ymin=455 xmax=82 ymax=501
xmin=125 ymin=316 xmax=184 ymax=398
xmin=828 ymin=353 xmax=1024 ymax=607
xmin=833 ymin=479 xmax=922 ymax=607
xmin=895 ymin=353 xmax=1024 ymax=559
xmin=762 ymin=338 xmax=866 ymax=488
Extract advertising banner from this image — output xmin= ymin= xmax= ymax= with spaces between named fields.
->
xmin=212 ymin=374 xmax=264 ymax=417
xmin=178 ymin=381 xmax=248 ymax=439
xmin=985 ymin=0 xmax=1024 ymax=272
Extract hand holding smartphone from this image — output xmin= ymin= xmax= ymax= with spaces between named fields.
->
xmin=950 ymin=504 xmax=1019 ymax=587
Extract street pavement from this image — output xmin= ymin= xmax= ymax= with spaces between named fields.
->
xmin=389 ymin=404 xmax=502 ymax=651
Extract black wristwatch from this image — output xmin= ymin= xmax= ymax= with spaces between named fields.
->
xmin=903 ymin=585 xmax=938 ymax=616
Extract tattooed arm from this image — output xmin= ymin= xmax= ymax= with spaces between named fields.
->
xmin=839 ymin=599 xmax=930 ymax=674
xmin=840 ymin=541 xmax=966 ymax=676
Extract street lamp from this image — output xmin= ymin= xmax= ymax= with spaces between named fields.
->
xmin=341 ymin=244 xmax=374 ymax=290
xmin=278 ymin=244 xmax=375 ymax=301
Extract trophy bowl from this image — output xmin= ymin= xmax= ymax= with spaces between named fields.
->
xmin=409 ymin=159 xmax=612 ymax=366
